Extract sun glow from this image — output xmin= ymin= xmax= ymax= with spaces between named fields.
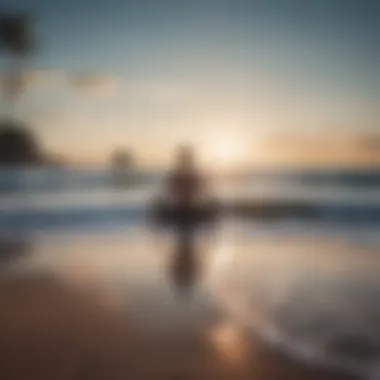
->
xmin=205 ymin=134 xmax=248 ymax=168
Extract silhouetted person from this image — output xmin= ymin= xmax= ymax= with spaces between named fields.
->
xmin=152 ymin=145 xmax=218 ymax=229
xmin=166 ymin=145 xmax=205 ymax=207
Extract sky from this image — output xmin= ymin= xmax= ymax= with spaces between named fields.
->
xmin=1 ymin=0 xmax=379 ymax=166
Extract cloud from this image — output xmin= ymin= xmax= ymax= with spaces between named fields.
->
xmin=24 ymin=69 xmax=63 ymax=87
xmin=0 ymin=69 xmax=63 ymax=97
xmin=0 ymin=69 xmax=118 ymax=99
xmin=264 ymin=134 xmax=380 ymax=165
xmin=71 ymin=74 xmax=117 ymax=97
xmin=125 ymin=79 xmax=200 ymax=107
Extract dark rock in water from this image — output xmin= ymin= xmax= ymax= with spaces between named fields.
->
xmin=326 ymin=334 xmax=380 ymax=362
xmin=227 ymin=200 xmax=319 ymax=220
xmin=0 ymin=119 xmax=42 ymax=166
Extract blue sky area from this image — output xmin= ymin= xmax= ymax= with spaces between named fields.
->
xmin=1 ymin=0 xmax=379 ymax=165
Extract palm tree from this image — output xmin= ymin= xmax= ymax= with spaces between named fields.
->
xmin=0 ymin=12 xmax=36 ymax=195
xmin=0 ymin=12 xmax=35 ymax=114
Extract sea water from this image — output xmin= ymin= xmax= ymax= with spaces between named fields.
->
xmin=1 ymin=166 xmax=380 ymax=379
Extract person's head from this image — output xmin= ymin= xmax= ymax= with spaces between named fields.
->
xmin=176 ymin=145 xmax=195 ymax=170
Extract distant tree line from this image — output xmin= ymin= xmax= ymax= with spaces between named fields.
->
xmin=0 ymin=120 xmax=43 ymax=166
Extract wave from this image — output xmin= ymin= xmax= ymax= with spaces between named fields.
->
xmin=209 ymin=231 xmax=380 ymax=380
xmin=227 ymin=200 xmax=380 ymax=223
xmin=296 ymin=168 xmax=380 ymax=189
xmin=1 ymin=199 xmax=380 ymax=231
xmin=0 ymin=168 xmax=158 ymax=194
xmin=2 ymin=167 xmax=380 ymax=195
xmin=0 ymin=204 xmax=147 ymax=231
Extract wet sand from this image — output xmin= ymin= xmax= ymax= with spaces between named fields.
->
xmin=0 ymin=230 xmax=356 ymax=380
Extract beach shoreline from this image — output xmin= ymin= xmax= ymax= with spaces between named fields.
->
xmin=0 ymin=228 xmax=364 ymax=380
xmin=0 ymin=271 xmax=356 ymax=380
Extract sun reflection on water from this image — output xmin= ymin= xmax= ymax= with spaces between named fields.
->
xmin=207 ymin=320 xmax=249 ymax=368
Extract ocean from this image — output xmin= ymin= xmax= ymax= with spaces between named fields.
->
xmin=1 ymin=166 xmax=380 ymax=379
xmin=1 ymin=166 xmax=380 ymax=230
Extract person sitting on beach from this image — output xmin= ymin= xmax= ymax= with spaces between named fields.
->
xmin=166 ymin=145 xmax=205 ymax=206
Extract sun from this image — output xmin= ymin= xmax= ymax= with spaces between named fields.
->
xmin=206 ymin=135 xmax=246 ymax=167
xmin=214 ymin=140 xmax=237 ymax=159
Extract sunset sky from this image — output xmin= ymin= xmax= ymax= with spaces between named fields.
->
xmin=1 ymin=0 xmax=379 ymax=166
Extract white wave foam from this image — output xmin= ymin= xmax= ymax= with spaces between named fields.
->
xmin=208 ymin=229 xmax=380 ymax=379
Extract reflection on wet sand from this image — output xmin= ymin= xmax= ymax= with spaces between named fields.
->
xmin=0 ymin=231 xmax=355 ymax=380
xmin=169 ymin=231 xmax=201 ymax=296
xmin=0 ymin=274 xmax=138 ymax=380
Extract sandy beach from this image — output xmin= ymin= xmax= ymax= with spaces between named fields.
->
xmin=0 ymin=228 xmax=358 ymax=380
